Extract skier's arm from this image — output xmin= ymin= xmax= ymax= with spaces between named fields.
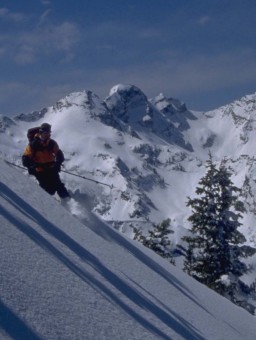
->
xmin=52 ymin=141 xmax=65 ymax=171
xmin=22 ymin=145 xmax=34 ymax=167
xmin=56 ymin=149 xmax=65 ymax=164
xmin=22 ymin=145 xmax=37 ymax=175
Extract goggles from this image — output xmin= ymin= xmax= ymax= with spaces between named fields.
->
xmin=39 ymin=129 xmax=51 ymax=134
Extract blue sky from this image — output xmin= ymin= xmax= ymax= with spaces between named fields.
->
xmin=0 ymin=0 xmax=256 ymax=116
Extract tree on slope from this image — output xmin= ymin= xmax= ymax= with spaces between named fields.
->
xmin=134 ymin=218 xmax=175 ymax=264
xmin=183 ymin=153 xmax=255 ymax=313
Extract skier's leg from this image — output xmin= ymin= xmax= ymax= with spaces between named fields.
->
xmin=35 ymin=172 xmax=56 ymax=195
xmin=53 ymin=172 xmax=70 ymax=198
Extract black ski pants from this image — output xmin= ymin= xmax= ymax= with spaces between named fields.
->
xmin=35 ymin=168 xmax=69 ymax=198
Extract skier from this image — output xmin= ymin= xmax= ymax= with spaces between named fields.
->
xmin=22 ymin=123 xmax=70 ymax=199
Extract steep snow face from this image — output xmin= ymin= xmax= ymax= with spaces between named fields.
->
xmin=0 ymin=115 xmax=16 ymax=132
xmin=52 ymin=90 xmax=123 ymax=131
xmin=183 ymin=92 xmax=256 ymax=159
xmin=14 ymin=108 xmax=48 ymax=122
xmin=151 ymin=93 xmax=191 ymax=124
xmin=216 ymin=92 xmax=256 ymax=156
xmin=0 ymin=114 xmax=27 ymax=159
xmin=152 ymin=94 xmax=197 ymax=131
xmin=53 ymin=90 xmax=110 ymax=119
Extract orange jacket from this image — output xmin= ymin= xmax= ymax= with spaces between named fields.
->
xmin=23 ymin=136 xmax=64 ymax=172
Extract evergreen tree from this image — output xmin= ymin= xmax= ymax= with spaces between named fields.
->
xmin=134 ymin=218 xmax=175 ymax=264
xmin=183 ymin=153 xmax=255 ymax=312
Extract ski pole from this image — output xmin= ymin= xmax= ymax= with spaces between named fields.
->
xmin=58 ymin=169 xmax=115 ymax=189
xmin=4 ymin=160 xmax=114 ymax=189
xmin=4 ymin=160 xmax=26 ymax=170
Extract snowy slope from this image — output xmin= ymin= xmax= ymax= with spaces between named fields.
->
xmin=1 ymin=159 xmax=256 ymax=340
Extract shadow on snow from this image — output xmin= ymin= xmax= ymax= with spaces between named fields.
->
xmin=0 ymin=181 xmax=207 ymax=339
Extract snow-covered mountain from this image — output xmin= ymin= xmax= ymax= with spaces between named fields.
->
xmin=1 ymin=84 xmax=256 ymax=292
xmin=1 ymin=159 xmax=256 ymax=339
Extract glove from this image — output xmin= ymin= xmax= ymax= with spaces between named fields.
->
xmin=54 ymin=162 xmax=62 ymax=172
xmin=28 ymin=165 xmax=36 ymax=175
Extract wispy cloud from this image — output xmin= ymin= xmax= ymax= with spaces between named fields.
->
xmin=41 ymin=0 xmax=51 ymax=5
xmin=138 ymin=28 xmax=162 ymax=39
xmin=0 ymin=46 xmax=6 ymax=56
xmin=0 ymin=4 xmax=80 ymax=64
xmin=197 ymin=16 xmax=211 ymax=25
xmin=0 ymin=7 xmax=25 ymax=22
xmin=38 ymin=9 xmax=52 ymax=26
xmin=14 ymin=45 xmax=37 ymax=65
xmin=1 ymin=21 xmax=80 ymax=64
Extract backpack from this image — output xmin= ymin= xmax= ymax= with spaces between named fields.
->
xmin=27 ymin=126 xmax=57 ymax=154
xmin=27 ymin=127 xmax=40 ymax=142
xmin=25 ymin=126 xmax=64 ymax=165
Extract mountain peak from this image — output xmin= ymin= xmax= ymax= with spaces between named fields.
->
xmin=0 ymin=114 xmax=16 ymax=132
xmin=109 ymin=84 xmax=147 ymax=99
xmin=55 ymin=90 xmax=103 ymax=109
xmin=105 ymin=84 xmax=150 ymax=124
xmin=152 ymin=93 xmax=187 ymax=113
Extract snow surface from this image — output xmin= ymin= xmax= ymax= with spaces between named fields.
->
xmin=1 ymin=159 xmax=256 ymax=339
